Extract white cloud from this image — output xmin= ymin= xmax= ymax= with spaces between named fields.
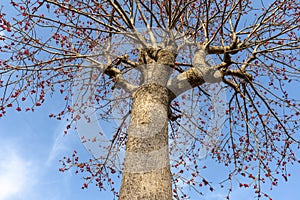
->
xmin=0 ymin=142 xmax=37 ymax=200
xmin=46 ymin=120 xmax=78 ymax=166
xmin=46 ymin=124 xmax=69 ymax=165
xmin=0 ymin=132 xmax=74 ymax=200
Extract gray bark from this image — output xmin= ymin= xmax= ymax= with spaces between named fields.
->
xmin=119 ymin=83 xmax=172 ymax=200
xmin=119 ymin=49 xmax=175 ymax=200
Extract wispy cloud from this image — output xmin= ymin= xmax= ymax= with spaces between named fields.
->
xmin=0 ymin=118 xmax=77 ymax=200
xmin=46 ymin=121 xmax=71 ymax=166
xmin=0 ymin=141 xmax=37 ymax=200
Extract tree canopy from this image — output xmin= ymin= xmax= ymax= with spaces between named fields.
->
xmin=0 ymin=0 xmax=300 ymax=199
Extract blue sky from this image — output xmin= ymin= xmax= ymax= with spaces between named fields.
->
xmin=0 ymin=97 xmax=115 ymax=200
xmin=1 ymin=1 xmax=300 ymax=200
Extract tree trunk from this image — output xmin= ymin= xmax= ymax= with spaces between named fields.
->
xmin=119 ymin=83 xmax=172 ymax=200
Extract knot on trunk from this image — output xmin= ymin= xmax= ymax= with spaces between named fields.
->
xmin=156 ymin=49 xmax=176 ymax=66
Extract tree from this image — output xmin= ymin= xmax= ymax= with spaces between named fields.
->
xmin=0 ymin=0 xmax=299 ymax=199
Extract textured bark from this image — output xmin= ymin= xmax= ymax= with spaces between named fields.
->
xmin=118 ymin=48 xmax=176 ymax=200
xmin=119 ymin=83 xmax=172 ymax=200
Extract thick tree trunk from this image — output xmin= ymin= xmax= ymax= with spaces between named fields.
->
xmin=119 ymin=83 xmax=172 ymax=200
